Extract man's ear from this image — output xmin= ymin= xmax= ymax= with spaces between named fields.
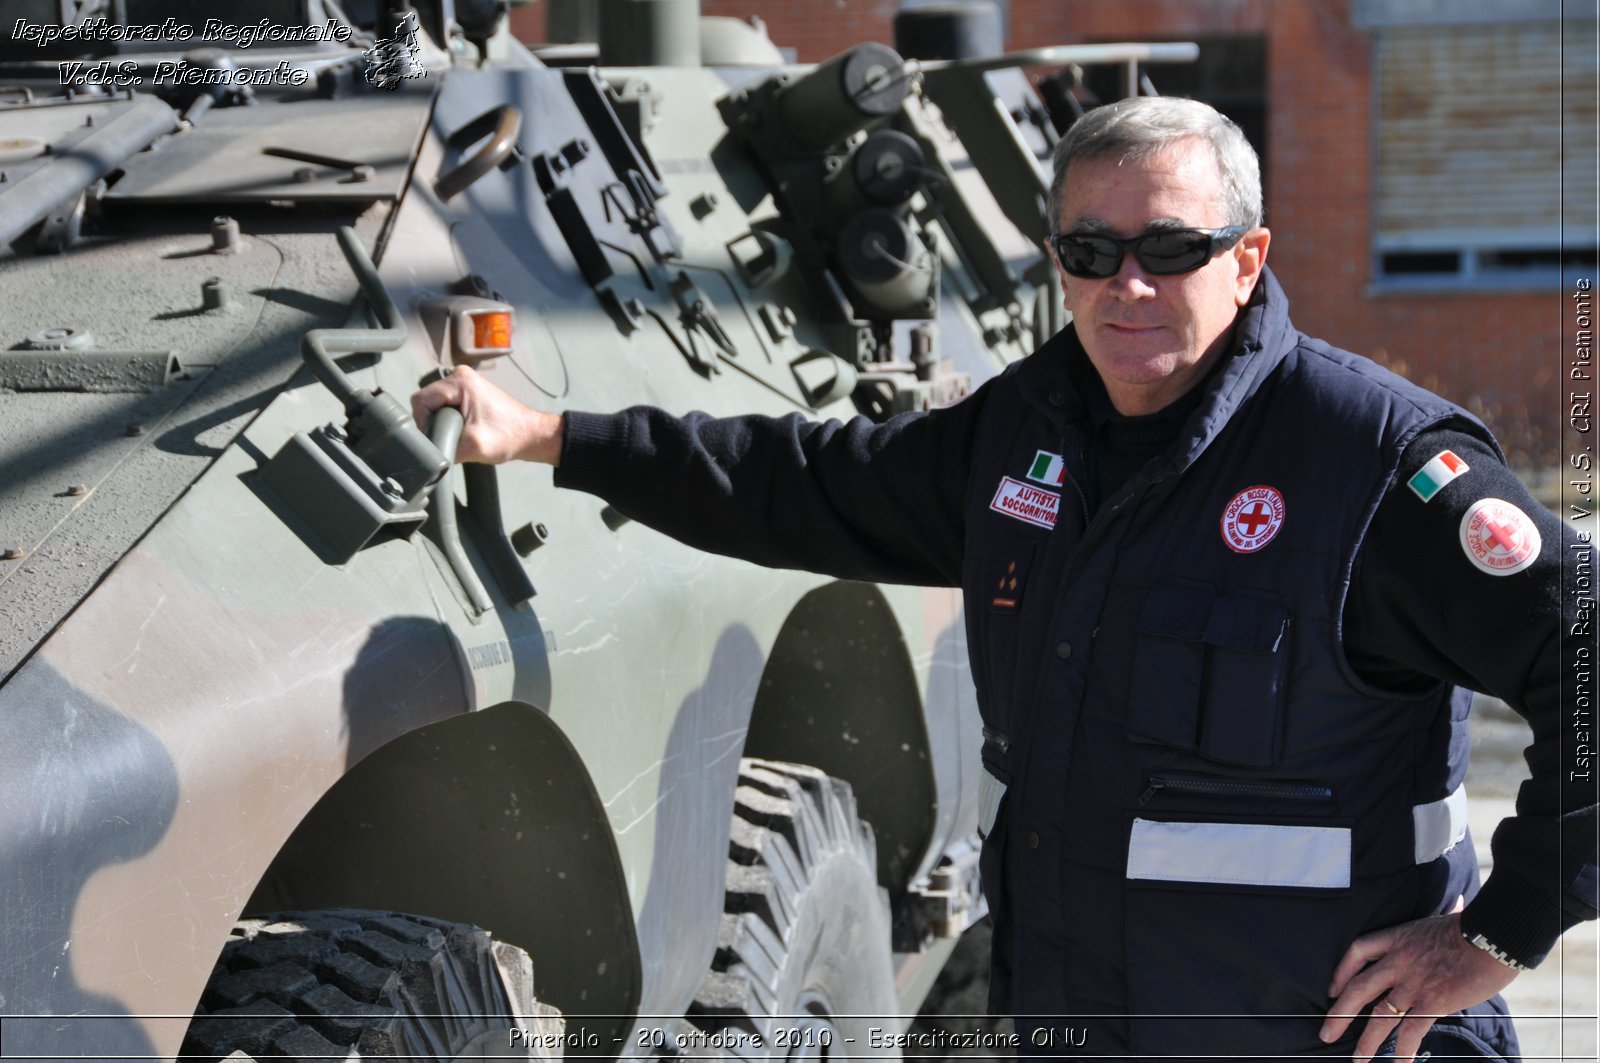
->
xmin=1234 ymin=227 xmax=1271 ymax=306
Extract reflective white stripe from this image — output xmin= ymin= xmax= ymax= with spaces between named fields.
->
xmin=1127 ymin=818 xmax=1351 ymax=889
xmin=1413 ymin=784 xmax=1468 ymax=863
xmin=977 ymin=769 xmax=1006 ymax=839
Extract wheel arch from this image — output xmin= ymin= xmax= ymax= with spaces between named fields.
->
xmin=243 ymin=700 xmax=640 ymax=1048
xmin=742 ymin=581 xmax=939 ymax=899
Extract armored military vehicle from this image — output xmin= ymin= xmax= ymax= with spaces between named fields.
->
xmin=0 ymin=1 xmax=1192 ymax=1057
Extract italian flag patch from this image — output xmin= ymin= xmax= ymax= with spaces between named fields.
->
xmin=1027 ymin=450 xmax=1067 ymax=487
xmin=1407 ymin=450 xmax=1470 ymax=503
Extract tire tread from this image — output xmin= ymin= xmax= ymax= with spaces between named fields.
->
xmin=178 ymin=909 xmax=562 ymax=1061
xmin=688 ymin=759 xmax=892 ymax=1058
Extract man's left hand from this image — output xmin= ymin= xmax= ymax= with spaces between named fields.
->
xmin=1319 ymin=910 xmax=1519 ymax=1063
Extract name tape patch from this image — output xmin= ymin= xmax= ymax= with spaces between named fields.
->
xmin=990 ymin=476 xmax=1059 ymax=530
xmin=1459 ymin=497 xmax=1541 ymax=576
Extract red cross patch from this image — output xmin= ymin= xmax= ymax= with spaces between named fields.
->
xmin=1221 ymin=485 xmax=1286 ymax=553
xmin=1459 ymin=498 xmax=1541 ymax=576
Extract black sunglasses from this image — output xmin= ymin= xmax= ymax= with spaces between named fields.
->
xmin=1049 ymin=226 xmax=1249 ymax=279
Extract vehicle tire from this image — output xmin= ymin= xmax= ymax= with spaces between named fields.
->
xmin=689 ymin=759 xmax=900 ymax=1060
xmin=178 ymin=909 xmax=563 ymax=1061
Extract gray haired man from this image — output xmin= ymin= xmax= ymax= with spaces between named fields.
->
xmin=417 ymin=96 xmax=1593 ymax=1061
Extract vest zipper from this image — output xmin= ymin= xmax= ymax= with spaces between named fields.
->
xmin=1139 ymin=773 xmax=1334 ymax=806
xmin=982 ymin=726 xmax=1010 ymax=755
xmin=1058 ymin=429 xmax=1093 ymax=530
xmin=1061 ymin=465 xmax=1092 ymax=530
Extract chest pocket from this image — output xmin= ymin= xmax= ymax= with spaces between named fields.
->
xmin=1127 ymin=579 xmax=1291 ymax=768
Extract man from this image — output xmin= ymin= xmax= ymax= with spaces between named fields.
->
xmin=414 ymin=97 xmax=1594 ymax=1061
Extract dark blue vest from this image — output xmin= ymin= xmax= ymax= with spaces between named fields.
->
xmin=965 ymin=273 xmax=1519 ymax=1059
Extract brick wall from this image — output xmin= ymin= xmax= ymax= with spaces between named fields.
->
xmin=512 ymin=0 xmax=904 ymax=57
xmin=1009 ymin=0 xmax=1559 ymax=466
xmin=508 ymin=0 xmax=1565 ymax=466
xmin=507 ymin=4 xmax=537 ymax=43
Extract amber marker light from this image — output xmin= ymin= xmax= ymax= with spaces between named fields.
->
xmin=469 ymin=309 xmax=513 ymax=352
xmin=429 ymin=296 xmax=515 ymax=361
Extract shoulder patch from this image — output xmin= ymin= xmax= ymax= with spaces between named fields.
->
xmin=1407 ymin=450 xmax=1470 ymax=503
xmin=1459 ymin=498 xmax=1541 ymax=576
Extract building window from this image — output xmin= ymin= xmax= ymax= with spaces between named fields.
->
xmin=1370 ymin=17 xmax=1597 ymax=289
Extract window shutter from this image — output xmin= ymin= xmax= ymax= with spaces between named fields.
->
xmin=1374 ymin=21 xmax=1596 ymax=274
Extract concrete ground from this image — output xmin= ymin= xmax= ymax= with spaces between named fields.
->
xmin=910 ymin=696 xmax=1599 ymax=1060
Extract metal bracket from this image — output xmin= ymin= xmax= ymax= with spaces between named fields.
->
xmin=855 ymin=364 xmax=971 ymax=420
xmin=258 ymin=227 xmax=448 ymax=564
xmin=259 ymin=423 xmax=432 ymax=566
xmin=670 ymin=272 xmax=735 ymax=360
xmin=897 ymin=833 xmax=987 ymax=950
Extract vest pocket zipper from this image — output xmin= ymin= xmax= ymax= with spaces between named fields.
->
xmin=1139 ymin=773 xmax=1333 ymax=806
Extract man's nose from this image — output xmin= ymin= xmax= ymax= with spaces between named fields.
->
xmin=1105 ymin=254 xmax=1158 ymax=301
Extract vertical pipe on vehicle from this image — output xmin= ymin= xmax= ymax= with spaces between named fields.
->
xmin=597 ymin=0 xmax=701 ymax=67
xmin=548 ymin=0 xmax=599 ymax=43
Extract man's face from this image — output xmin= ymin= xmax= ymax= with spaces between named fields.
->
xmin=1054 ymin=139 xmax=1269 ymax=416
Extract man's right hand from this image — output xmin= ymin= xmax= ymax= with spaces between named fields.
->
xmin=410 ymin=364 xmax=564 ymax=466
